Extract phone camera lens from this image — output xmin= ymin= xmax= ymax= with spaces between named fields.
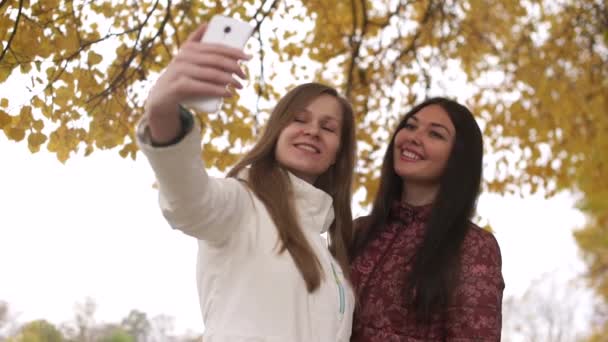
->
xmin=224 ymin=26 xmax=231 ymax=34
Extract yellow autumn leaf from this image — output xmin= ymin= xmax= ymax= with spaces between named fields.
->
xmin=119 ymin=145 xmax=129 ymax=158
xmin=27 ymin=132 xmax=48 ymax=153
xmin=84 ymin=145 xmax=94 ymax=156
xmin=20 ymin=63 xmax=33 ymax=73
xmin=0 ymin=67 xmax=12 ymax=83
xmin=31 ymin=96 xmax=44 ymax=108
xmin=18 ymin=106 xmax=34 ymax=127
xmin=33 ymin=119 xmax=44 ymax=131
xmin=55 ymin=86 xmax=71 ymax=107
xmin=45 ymin=66 xmax=56 ymax=80
xmin=6 ymin=127 xmax=26 ymax=141
xmin=87 ymin=51 xmax=103 ymax=66
xmin=0 ymin=110 xmax=11 ymax=128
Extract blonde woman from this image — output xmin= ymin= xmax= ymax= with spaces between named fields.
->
xmin=137 ymin=23 xmax=356 ymax=342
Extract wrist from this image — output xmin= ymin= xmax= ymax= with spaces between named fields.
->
xmin=145 ymin=106 xmax=194 ymax=147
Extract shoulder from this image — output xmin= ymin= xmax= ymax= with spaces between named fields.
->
xmin=353 ymin=215 xmax=376 ymax=238
xmin=353 ymin=215 xmax=372 ymax=230
xmin=350 ymin=215 xmax=373 ymax=257
xmin=454 ymin=222 xmax=505 ymax=302
xmin=461 ymin=222 xmax=502 ymax=268
xmin=463 ymin=222 xmax=501 ymax=252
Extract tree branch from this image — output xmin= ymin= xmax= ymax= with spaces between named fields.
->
xmin=169 ymin=2 xmax=186 ymax=48
xmin=31 ymin=4 xmax=164 ymax=111
xmin=87 ymin=0 xmax=167 ymax=105
xmin=0 ymin=0 xmax=23 ymax=63
xmin=252 ymin=0 xmax=279 ymax=131
xmin=252 ymin=0 xmax=279 ymax=33
xmin=345 ymin=0 xmax=368 ymax=98
xmin=393 ymin=0 xmax=434 ymax=62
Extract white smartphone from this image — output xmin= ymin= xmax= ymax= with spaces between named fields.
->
xmin=182 ymin=15 xmax=254 ymax=113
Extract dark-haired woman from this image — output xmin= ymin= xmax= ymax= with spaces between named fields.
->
xmin=351 ymin=98 xmax=504 ymax=341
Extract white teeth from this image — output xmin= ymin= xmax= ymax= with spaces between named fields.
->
xmin=401 ymin=150 xmax=421 ymax=160
xmin=296 ymin=144 xmax=319 ymax=153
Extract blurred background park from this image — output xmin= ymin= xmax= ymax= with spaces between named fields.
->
xmin=0 ymin=1 xmax=606 ymax=341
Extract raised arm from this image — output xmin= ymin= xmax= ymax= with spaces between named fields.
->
xmin=136 ymin=23 xmax=252 ymax=243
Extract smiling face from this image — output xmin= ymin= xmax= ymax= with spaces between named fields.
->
xmin=393 ymin=104 xmax=456 ymax=186
xmin=275 ymin=93 xmax=344 ymax=184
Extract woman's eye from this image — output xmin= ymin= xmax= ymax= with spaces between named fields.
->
xmin=322 ymin=126 xmax=336 ymax=132
xmin=430 ymin=131 xmax=445 ymax=139
xmin=404 ymin=123 xmax=416 ymax=130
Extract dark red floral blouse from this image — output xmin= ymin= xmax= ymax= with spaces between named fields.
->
xmin=351 ymin=202 xmax=504 ymax=341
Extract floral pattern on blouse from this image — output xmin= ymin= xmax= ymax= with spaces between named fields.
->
xmin=351 ymin=202 xmax=504 ymax=342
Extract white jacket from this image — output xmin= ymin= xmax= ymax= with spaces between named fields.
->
xmin=137 ymin=119 xmax=354 ymax=342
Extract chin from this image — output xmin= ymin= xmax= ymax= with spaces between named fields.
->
xmin=394 ymin=167 xmax=418 ymax=178
xmin=396 ymin=170 xmax=435 ymax=182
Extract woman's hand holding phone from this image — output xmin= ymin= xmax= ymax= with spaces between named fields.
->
xmin=145 ymin=22 xmax=251 ymax=145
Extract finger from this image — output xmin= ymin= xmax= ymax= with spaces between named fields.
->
xmin=186 ymin=23 xmax=208 ymax=43
xmin=176 ymin=50 xmax=247 ymax=79
xmin=174 ymin=64 xmax=243 ymax=89
xmin=172 ymin=77 xmax=233 ymax=99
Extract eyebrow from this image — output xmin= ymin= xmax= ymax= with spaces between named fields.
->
xmin=299 ymin=108 xmax=342 ymax=123
xmin=409 ymin=115 xmax=453 ymax=136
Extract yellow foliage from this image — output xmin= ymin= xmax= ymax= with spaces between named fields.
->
xmin=0 ymin=110 xmax=10 ymax=128
xmin=0 ymin=4 xmax=607 ymax=309
xmin=5 ymin=0 xmax=602 ymax=192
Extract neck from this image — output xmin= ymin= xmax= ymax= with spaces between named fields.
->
xmin=401 ymin=181 xmax=439 ymax=206
xmin=285 ymin=167 xmax=317 ymax=185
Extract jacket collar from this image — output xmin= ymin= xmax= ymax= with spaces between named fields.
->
xmin=288 ymin=172 xmax=334 ymax=234
xmin=236 ymin=168 xmax=334 ymax=234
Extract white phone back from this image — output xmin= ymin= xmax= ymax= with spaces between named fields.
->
xmin=182 ymin=16 xmax=254 ymax=113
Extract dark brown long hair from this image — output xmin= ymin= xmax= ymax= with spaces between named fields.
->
xmin=352 ymin=97 xmax=483 ymax=321
xmin=228 ymin=82 xmax=357 ymax=292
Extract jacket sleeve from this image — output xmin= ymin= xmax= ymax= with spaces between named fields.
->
xmin=136 ymin=112 xmax=249 ymax=243
xmin=445 ymin=229 xmax=505 ymax=341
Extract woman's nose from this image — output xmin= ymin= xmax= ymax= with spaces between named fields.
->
xmin=408 ymin=129 xmax=423 ymax=145
xmin=303 ymin=122 xmax=320 ymax=136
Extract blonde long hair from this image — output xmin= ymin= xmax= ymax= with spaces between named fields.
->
xmin=227 ymin=82 xmax=356 ymax=292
